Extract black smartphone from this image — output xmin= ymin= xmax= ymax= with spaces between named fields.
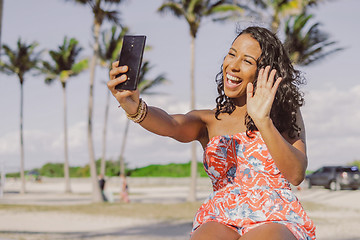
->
xmin=115 ymin=35 xmax=147 ymax=91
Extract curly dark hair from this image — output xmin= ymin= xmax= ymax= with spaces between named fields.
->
xmin=215 ymin=26 xmax=305 ymax=138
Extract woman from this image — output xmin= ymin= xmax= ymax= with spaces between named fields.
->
xmin=107 ymin=26 xmax=316 ymax=240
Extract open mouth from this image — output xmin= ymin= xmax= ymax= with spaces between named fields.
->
xmin=226 ymin=73 xmax=242 ymax=86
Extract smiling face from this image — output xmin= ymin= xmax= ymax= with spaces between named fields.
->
xmin=222 ymin=34 xmax=262 ymax=101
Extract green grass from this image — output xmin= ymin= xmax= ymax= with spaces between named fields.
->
xmin=7 ymin=161 xmax=208 ymax=178
xmin=130 ymin=162 xmax=207 ymax=177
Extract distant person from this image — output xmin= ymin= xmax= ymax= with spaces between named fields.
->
xmin=98 ymin=174 xmax=107 ymax=202
xmin=120 ymin=174 xmax=129 ymax=203
xmin=108 ymin=26 xmax=316 ymax=239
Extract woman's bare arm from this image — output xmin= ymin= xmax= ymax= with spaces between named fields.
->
xmin=107 ymin=61 xmax=206 ymax=143
xmin=247 ymin=66 xmax=307 ymax=185
xmin=256 ymin=110 xmax=307 ymax=186
xmin=139 ymin=108 xmax=207 ymax=143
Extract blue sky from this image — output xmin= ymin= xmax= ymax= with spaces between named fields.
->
xmin=1 ymin=0 xmax=360 ymax=173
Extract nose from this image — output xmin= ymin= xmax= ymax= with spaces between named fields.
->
xmin=228 ymin=57 xmax=241 ymax=72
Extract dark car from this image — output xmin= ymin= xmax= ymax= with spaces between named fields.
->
xmin=306 ymin=166 xmax=360 ymax=191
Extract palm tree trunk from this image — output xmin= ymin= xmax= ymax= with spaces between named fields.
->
xmin=271 ymin=9 xmax=280 ymax=33
xmin=20 ymin=82 xmax=25 ymax=194
xmin=119 ymin=119 xmax=130 ymax=199
xmin=62 ymin=85 xmax=71 ymax=193
xmin=0 ymin=0 xmax=3 ymax=50
xmin=188 ymin=35 xmax=197 ymax=202
xmin=88 ymin=21 xmax=103 ymax=203
xmin=100 ymin=89 xmax=110 ymax=176
xmin=119 ymin=119 xmax=130 ymax=177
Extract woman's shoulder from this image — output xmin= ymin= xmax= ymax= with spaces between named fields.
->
xmin=188 ymin=108 xmax=216 ymax=123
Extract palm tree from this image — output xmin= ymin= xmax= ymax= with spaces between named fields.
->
xmin=98 ymin=25 xmax=128 ymax=177
xmin=284 ymin=12 xmax=343 ymax=66
xmin=158 ymin=0 xmax=246 ymax=202
xmin=42 ymin=37 xmax=88 ymax=193
xmin=257 ymin=0 xmax=321 ymax=32
xmin=118 ymin=60 xmax=167 ymax=197
xmin=0 ymin=39 xmax=41 ymax=194
xmin=65 ymin=0 xmax=124 ymax=202
xmin=268 ymin=0 xmax=304 ymax=32
xmin=256 ymin=1 xmax=343 ymax=65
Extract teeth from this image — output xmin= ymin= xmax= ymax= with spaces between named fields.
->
xmin=226 ymin=73 xmax=241 ymax=82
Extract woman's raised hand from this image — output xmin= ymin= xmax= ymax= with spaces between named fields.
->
xmin=246 ymin=65 xmax=282 ymax=127
xmin=107 ymin=61 xmax=140 ymax=115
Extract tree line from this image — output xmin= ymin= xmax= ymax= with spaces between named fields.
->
xmin=6 ymin=161 xmax=209 ymax=178
xmin=0 ymin=0 xmax=342 ymax=202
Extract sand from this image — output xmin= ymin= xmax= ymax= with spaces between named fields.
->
xmin=0 ymin=177 xmax=359 ymax=240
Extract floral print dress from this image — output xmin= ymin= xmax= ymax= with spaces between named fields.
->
xmin=192 ymin=131 xmax=316 ymax=239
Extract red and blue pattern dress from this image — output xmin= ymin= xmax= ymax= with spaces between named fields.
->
xmin=192 ymin=131 xmax=316 ymax=239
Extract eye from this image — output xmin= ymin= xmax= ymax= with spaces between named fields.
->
xmin=228 ymin=52 xmax=235 ymax=57
xmin=244 ymin=60 xmax=253 ymax=65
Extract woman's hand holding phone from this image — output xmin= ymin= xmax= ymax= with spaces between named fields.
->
xmin=108 ymin=61 xmax=140 ymax=115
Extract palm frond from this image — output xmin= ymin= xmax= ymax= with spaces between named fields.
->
xmin=302 ymin=47 xmax=344 ymax=66
xmin=206 ymin=3 xmax=244 ymax=22
xmin=42 ymin=36 xmax=86 ymax=83
xmin=99 ymin=25 xmax=128 ymax=67
xmin=293 ymin=13 xmax=313 ymax=33
xmin=278 ymin=0 xmax=302 ymax=14
xmin=45 ymin=75 xmax=57 ymax=85
xmin=187 ymin=0 xmax=203 ymax=14
xmin=0 ymin=39 xmax=41 ymax=81
xmin=207 ymin=4 xmax=244 ymax=15
xmin=0 ymin=61 xmax=16 ymax=75
xmin=65 ymin=0 xmax=89 ymax=4
xmin=252 ymin=0 xmax=267 ymax=9
xmin=103 ymin=0 xmax=124 ymax=3
xmin=301 ymin=41 xmax=344 ymax=65
xmin=136 ymin=60 xmax=169 ymax=94
xmin=284 ymin=12 xmax=343 ymax=66
xmin=42 ymin=61 xmax=57 ymax=74
xmin=158 ymin=2 xmax=185 ymax=18
xmin=103 ymin=10 xmax=121 ymax=24
xmin=139 ymin=74 xmax=168 ymax=94
xmin=2 ymin=44 xmax=16 ymax=63
xmin=138 ymin=61 xmax=151 ymax=85
xmin=71 ymin=58 xmax=89 ymax=74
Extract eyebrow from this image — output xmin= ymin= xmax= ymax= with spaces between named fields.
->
xmin=230 ymin=48 xmax=257 ymax=62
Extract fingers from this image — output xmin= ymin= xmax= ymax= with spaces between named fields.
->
xmin=257 ymin=65 xmax=279 ymax=90
xmin=271 ymin=77 xmax=283 ymax=95
xmin=108 ymin=63 xmax=129 ymax=92
xmin=112 ymin=61 xmax=119 ymax=68
xmin=256 ymin=67 xmax=265 ymax=88
xmin=247 ymin=82 xmax=254 ymax=100
xmin=257 ymin=66 xmax=270 ymax=88
xmin=107 ymin=73 xmax=127 ymax=90
xmin=107 ymin=61 xmax=139 ymax=108
xmin=267 ymin=68 xmax=277 ymax=89
xmin=109 ymin=64 xmax=128 ymax=80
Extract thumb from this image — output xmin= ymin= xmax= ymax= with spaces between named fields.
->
xmin=247 ymin=82 xmax=254 ymax=100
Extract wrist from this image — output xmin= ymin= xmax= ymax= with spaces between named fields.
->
xmin=253 ymin=116 xmax=273 ymax=132
xmin=125 ymin=98 xmax=148 ymax=123
xmin=118 ymin=98 xmax=139 ymax=116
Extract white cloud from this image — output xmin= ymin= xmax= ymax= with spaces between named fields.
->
xmin=0 ymin=132 xmax=19 ymax=154
xmin=302 ymin=84 xmax=360 ymax=170
xmin=51 ymin=121 xmax=88 ymax=150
